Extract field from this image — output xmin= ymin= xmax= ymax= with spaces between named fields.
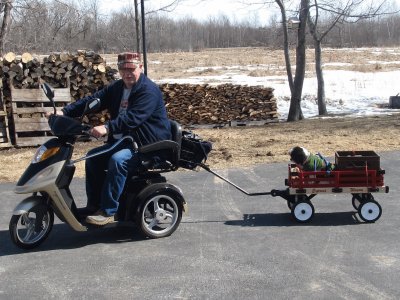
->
xmin=106 ymin=47 xmax=400 ymax=80
xmin=1 ymin=47 xmax=400 ymax=182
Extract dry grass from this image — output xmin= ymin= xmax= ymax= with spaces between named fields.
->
xmin=1 ymin=114 xmax=400 ymax=183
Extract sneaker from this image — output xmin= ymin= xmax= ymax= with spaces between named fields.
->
xmin=86 ymin=210 xmax=115 ymax=226
xmin=77 ymin=205 xmax=100 ymax=216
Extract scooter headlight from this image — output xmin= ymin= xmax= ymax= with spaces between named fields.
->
xmin=32 ymin=145 xmax=60 ymax=163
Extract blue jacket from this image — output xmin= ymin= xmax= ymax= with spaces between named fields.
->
xmin=62 ymin=74 xmax=171 ymax=146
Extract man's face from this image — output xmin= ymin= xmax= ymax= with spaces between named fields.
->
xmin=119 ymin=66 xmax=141 ymax=88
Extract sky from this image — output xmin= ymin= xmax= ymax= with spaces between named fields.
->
xmin=98 ymin=0 xmax=400 ymax=26
xmin=99 ymin=0 xmax=276 ymax=25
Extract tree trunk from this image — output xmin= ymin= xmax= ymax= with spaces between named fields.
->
xmin=276 ymin=0 xmax=294 ymax=94
xmin=287 ymin=0 xmax=309 ymax=122
xmin=0 ymin=0 xmax=13 ymax=56
xmin=134 ymin=0 xmax=141 ymax=54
xmin=314 ymin=39 xmax=327 ymax=115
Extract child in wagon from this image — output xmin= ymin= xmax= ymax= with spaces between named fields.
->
xmin=289 ymin=146 xmax=334 ymax=172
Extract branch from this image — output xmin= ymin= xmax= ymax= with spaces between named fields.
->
xmin=145 ymin=0 xmax=184 ymax=14
xmin=316 ymin=0 xmax=397 ymax=21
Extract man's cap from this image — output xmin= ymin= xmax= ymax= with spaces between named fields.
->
xmin=117 ymin=52 xmax=141 ymax=69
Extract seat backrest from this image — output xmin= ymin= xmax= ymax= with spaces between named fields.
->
xmin=170 ymin=120 xmax=182 ymax=148
xmin=136 ymin=120 xmax=182 ymax=173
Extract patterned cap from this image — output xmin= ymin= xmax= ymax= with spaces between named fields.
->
xmin=117 ymin=52 xmax=141 ymax=69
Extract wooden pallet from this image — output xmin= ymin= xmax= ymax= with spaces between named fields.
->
xmin=0 ymin=89 xmax=11 ymax=148
xmin=10 ymin=84 xmax=72 ymax=147
xmin=229 ymin=119 xmax=279 ymax=127
xmin=0 ymin=112 xmax=11 ymax=148
xmin=184 ymin=118 xmax=280 ymax=130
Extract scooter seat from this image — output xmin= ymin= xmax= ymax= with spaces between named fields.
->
xmin=137 ymin=120 xmax=182 ymax=173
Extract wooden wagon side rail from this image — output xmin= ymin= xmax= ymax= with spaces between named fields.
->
xmin=287 ymin=164 xmax=385 ymax=189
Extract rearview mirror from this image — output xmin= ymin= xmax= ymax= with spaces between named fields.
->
xmin=40 ymin=82 xmax=55 ymax=100
xmin=81 ymin=98 xmax=101 ymax=120
xmin=87 ymin=98 xmax=101 ymax=112
xmin=40 ymin=82 xmax=56 ymax=114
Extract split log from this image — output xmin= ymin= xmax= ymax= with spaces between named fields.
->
xmin=160 ymin=83 xmax=277 ymax=125
xmin=21 ymin=52 xmax=33 ymax=64
xmin=3 ymin=52 xmax=16 ymax=64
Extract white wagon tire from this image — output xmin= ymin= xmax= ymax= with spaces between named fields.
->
xmin=358 ymin=200 xmax=382 ymax=223
xmin=291 ymin=200 xmax=314 ymax=223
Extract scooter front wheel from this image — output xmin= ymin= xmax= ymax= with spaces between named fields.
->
xmin=9 ymin=203 xmax=54 ymax=249
xmin=137 ymin=190 xmax=183 ymax=239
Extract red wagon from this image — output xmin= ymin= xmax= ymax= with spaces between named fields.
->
xmin=278 ymin=151 xmax=389 ymax=222
xmin=200 ymin=150 xmax=389 ymax=223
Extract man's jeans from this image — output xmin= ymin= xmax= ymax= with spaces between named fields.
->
xmin=85 ymin=142 xmax=141 ymax=216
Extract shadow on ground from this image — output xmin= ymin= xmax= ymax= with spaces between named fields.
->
xmin=225 ymin=211 xmax=363 ymax=227
xmin=0 ymin=223 xmax=145 ymax=256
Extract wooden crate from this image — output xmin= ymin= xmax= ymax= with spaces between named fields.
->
xmin=335 ymin=151 xmax=380 ymax=170
xmin=11 ymin=85 xmax=72 ymax=147
xmin=389 ymin=95 xmax=400 ymax=108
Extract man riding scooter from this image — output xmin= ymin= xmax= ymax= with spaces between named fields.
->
xmin=47 ymin=52 xmax=171 ymax=226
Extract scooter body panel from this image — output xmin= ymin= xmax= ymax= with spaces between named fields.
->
xmin=14 ymin=160 xmax=88 ymax=232
xmin=14 ymin=160 xmax=66 ymax=194
xmin=12 ymin=196 xmax=45 ymax=215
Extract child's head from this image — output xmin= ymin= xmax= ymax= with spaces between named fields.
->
xmin=289 ymin=146 xmax=310 ymax=166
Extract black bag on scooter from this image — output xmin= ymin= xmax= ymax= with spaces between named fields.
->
xmin=179 ymin=130 xmax=212 ymax=170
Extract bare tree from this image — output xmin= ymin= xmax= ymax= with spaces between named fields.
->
xmin=145 ymin=0 xmax=183 ymax=14
xmin=245 ymin=0 xmax=306 ymax=120
xmin=0 ymin=0 xmax=13 ymax=55
xmin=134 ymin=0 xmax=140 ymax=53
xmin=287 ymin=0 xmax=309 ymax=121
xmin=275 ymin=0 xmax=294 ymax=94
xmin=307 ymin=0 xmax=393 ymax=115
xmin=2 ymin=0 xmax=400 ymax=56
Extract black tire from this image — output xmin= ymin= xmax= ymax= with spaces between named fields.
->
xmin=287 ymin=200 xmax=293 ymax=210
xmin=358 ymin=200 xmax=382 ymax=223
xmin=136 ymin=189 xmax=183 ymax=239
xmin=287 ymin=195 xmax=302 ymax=210
xmin=291 ymin=200 xmax=314 ymax=223
xmin=9 ymin=203 xmax=54 ymax=249
xmin=352 ymin=196 xmax=361 ymax=210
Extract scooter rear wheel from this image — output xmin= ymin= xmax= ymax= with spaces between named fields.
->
xmin=9 ymin=203 xmax=54 ymax=249
xmin=137 ymin=190 xmax=183 ymax=239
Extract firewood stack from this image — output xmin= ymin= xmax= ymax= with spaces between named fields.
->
xmin=161 ymin=83 xmax=277 ymax=125
xmin=0 ymin=50 xmax=118 ymax=98
xmin=0 ymin=51 xmax=119 ymax=126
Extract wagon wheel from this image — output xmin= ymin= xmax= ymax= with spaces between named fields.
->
xmin=287 ymin=200 xmax=293 ymax=209
xmin=352 ymin=193 xmax=374 ymax=210
xmin=351 ymin=195 xmax=361 ymax=210
xmin=287 ymin=195 xmax=305 ymax=210
xmin=358 ymin=200 xmax=382 ymax=223
xmin=291 ymin=200 xmax=314 ymax=223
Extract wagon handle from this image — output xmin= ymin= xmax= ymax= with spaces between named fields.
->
xmin=198 ymin=163 xmax=271 ymax=196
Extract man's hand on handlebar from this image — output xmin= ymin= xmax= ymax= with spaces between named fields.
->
xmin=45 ymin=110 xmax=64 ymax=119
xmin=90 ymin=125 xmax=108 ymax=139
